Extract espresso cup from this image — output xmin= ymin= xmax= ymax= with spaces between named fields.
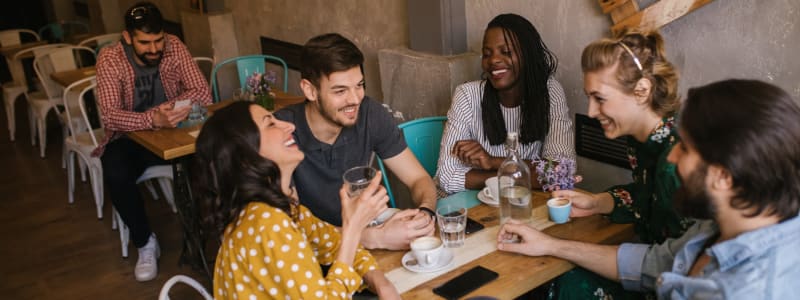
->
xmin=410 ymin=236 xmax=445 ymax=268
xmin=547 ymin=197 xmax=572 ymax=224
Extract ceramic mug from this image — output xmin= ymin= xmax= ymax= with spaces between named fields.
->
xmin=410 ymin=236 xmax=445 ymax=268
xmin=547 ymin=197 xmax=572 ymax=224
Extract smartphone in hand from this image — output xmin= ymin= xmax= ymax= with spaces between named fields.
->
xmin=174 ymin=99 xmax=191 ymax=110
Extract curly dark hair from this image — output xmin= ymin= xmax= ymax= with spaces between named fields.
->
xmin=482 ymin=13 xmax=558 ymax=145
xmin=192 ymin=101 xmax=294 ymax=240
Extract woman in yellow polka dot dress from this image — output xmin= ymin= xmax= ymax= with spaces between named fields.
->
xmin=194 ymin=102 xmax=400 ymax=299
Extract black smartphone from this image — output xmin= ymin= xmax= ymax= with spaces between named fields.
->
xmin=465 ymin=217 xmax=485 ymax=234
xmin=432 ymin=265 xmax=499 ymax=300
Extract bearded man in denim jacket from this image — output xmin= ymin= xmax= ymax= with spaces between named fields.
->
xmin=497 ymin=79 xmax=800 ymax=299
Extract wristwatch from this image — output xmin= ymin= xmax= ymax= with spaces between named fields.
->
xmin=419 ymin=206 xmax=436 ymax=219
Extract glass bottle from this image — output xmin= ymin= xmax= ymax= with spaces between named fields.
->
xmin=498 ymin=132 xmax=532 ymax=242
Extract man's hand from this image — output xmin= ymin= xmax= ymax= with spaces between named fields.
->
xmin=152 ymin=102 xmax=191 ymax=128
xmin=363 ymin=209 xmax=435 ymax=250
xmin=496 ymin=220 xmax=559 ymax=257
xmin=452 ymin=140 xmax=496 ymax=170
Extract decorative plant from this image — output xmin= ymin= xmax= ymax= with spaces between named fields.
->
xmin=245 ymin=70 xmax=277 ymax=110
xmin=534 ymin=156 xmax=580 ymax=192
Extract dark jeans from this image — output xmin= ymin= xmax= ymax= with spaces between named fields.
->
xmin=101 ymin=137 xmax=168 ymax=248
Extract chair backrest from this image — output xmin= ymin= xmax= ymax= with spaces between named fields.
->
xmin=77 ymin=33 xmax=121 ymax=54
xmin=62 ymin=75 xmax=97 ymax=145
xmin=33 ymin=45 xmax=97 ymax=103
xmin=377 ymin=116 xmax=447 ymax=207
xmin=10 ymin=43 xmax=66 ymax=86
xmin=158 ymin=275 xmax=212 ymax=300
xmin=210 ymin=54 xmax=289 ymax=102
xmin=192 ymin=56 xmax=214 ymax=84
xmin=38 ymin=20 xmax=90 ymax=42
xmin=0 ymin=29 xmax=40 ymax=47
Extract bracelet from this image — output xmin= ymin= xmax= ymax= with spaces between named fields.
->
xmin=418 ymin=206 xmax=436 ymax=218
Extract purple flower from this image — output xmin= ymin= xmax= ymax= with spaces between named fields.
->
xmin=245 ymin=70 xmax=277 ymax=96
xmin=534 ymin=156 xmax=577 ymax=192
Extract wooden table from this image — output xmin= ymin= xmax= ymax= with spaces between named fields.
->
xmin=371 ymin=191 xmax=634 ymax=299
xmin=50 ymin=66 xmax=96 ymax=87
xmin=128 ymin=91 xmax=304 ymax=160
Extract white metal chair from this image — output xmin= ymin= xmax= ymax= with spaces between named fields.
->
xmin=30 ymin=45 xmax=96 ymax=161
xmin=62 ymin=76 xmax=175 ymax=257
xmin=1 ymin=29 xmax=42 ymax=141
xmin=77 ymin=33 xmax=121 ymax=54
xmin=158 ymin=275 xmax=212 ymax=300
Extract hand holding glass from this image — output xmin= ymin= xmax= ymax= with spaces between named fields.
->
xmin=343 ymin=166 xmax=386 ymax=226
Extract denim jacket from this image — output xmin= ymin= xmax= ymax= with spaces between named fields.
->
xmin=617 ymin=216 xmax=800 ymax=299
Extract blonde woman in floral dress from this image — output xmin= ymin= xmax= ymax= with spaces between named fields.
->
xmin=547 ymin=31 xmax=694 ymax=299
xmin=193 ymin=101 xmax=399 ymax=299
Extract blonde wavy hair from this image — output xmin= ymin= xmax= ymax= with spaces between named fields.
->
xmin=581 ymin=30 xmax=680 ymax=116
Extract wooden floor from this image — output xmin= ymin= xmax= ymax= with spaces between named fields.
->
xmin=0 ymin=98 xmax=209 ymax=299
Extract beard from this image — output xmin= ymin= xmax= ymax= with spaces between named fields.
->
xmin=136 ymin=51 xmax=163 ymax=67
xmin=315 ymin=92 xmax=358 ymax=128
xmin=673 ymin=163 xmax=717 ymax=220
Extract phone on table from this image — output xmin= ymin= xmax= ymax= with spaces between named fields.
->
xmin=433 ymin=265 xmax=499 ymax=299
xmin=465 ymin=217 xmax=485 ymax=234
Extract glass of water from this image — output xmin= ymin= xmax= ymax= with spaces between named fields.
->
xmin=342 ymin=166 xmax=377 ymax=199
xmin=436 ymin=205 xmax=467 ymax=248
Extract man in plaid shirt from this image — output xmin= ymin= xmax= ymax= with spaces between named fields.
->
xmin=93 ymin=1 xmax=211 ymax=282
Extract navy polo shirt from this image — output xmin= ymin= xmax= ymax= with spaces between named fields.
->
xmin=274 ymin=97 xmax=406 ymax=226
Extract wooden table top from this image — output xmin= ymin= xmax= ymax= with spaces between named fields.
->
xmin=128 ymin=91 xmax=305 ymax=160
xmin=0 ymin=40 xmax=48 ymax=58
xmin=50 ymin=66 xmax=96 ymax=87
xmin=371 ymin=191 xmax=634 ymax=299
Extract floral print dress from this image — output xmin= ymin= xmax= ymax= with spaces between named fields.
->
xmin=553 ymin=116 xmax=694 ymax=300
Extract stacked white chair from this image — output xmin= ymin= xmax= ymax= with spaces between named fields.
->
xmin=31 ymin=45 xmax=96 ymax=162
xmin=61 ymin=76 xmax=175 ymax=257
xmin=77 ymin=33 xmax=122 ymax=54
xmin=0 ymin=29 xmax=42 ymax=141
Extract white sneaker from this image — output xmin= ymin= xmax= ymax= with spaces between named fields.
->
xmin=135 ymin=233 xmax=160 ymax=282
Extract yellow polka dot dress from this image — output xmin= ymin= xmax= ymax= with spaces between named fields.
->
xmin=213 ymin=202 xmax=378 ymax=299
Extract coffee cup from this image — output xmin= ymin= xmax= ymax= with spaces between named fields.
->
xmin=483 ymin=176 xmax=499 ymax=200
xmin=410 ymin=236 xmax=445 ymax=268
xmin=547 ymin=197 xmax=571 ymax=224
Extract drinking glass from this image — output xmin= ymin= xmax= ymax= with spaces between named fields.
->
xmin=436 ymin=205 xmax=467 ymax=248
xmin=342 ymin=166 xmax=377 ymax=198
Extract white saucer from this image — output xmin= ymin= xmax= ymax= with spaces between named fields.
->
xmin=401 ymin=249 xmax=454 ymax=273
xmin=477 ymin=189 xmax=499 ymax=207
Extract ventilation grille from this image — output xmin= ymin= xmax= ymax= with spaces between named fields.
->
xmin=260 ymin=36 xmax=303 ymax=71
xmin=575 ymin=113 xmax=631 ymax=170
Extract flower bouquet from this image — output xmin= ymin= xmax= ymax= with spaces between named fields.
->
xmin=245 ymin=70 xmax=278 ymax=110
xmin=534 ymin=156 xmax=580 ymax=192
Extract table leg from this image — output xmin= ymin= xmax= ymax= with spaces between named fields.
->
xmin=172 ymin=156 xmax=213 ymax=282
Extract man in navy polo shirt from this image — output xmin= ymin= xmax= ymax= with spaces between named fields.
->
xmin=274 ymin=33 xmax=437 ymax=250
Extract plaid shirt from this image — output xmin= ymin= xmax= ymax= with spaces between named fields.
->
xmin=92 ymin=33 xmax=211 ymax=157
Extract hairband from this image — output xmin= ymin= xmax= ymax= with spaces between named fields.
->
xmin=618 ymin=42 xmax=643 ymax=71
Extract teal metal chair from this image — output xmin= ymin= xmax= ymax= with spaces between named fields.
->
xmin=209 ymin=54 xmax=289 ymax=102
xmin=377 ymin=116 xmax=447 ymax=208
xmin=38 ymin=20 xmax=89 ymax=43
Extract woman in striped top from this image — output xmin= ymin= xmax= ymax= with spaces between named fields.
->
xmin=436 ymin=13 xmax=575 ymax=195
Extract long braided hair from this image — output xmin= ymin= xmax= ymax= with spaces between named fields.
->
xmin=481 ymin=13 xmax=558 ymax=145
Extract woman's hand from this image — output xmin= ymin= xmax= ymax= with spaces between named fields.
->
xmin=496 ymin=220 xmax=558 ymax=257
xmin=364 ymin=270 xmax=400 ymax=300
xmin=339 ymin=171 xmax=389 ymax=231
xmin=452 ymin=140 xmax=496 ymax=170
xmin=550 ymin=190 xmax=612 ymax=217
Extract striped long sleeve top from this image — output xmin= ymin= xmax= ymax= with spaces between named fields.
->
xmin=435 ymin=79 xmax=575 ymax=194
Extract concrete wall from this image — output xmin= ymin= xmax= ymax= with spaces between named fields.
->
xmin=226 ymin=0 xmax=408 ymax=99
xmin=465 ymin=0 xmax=800 ymax=191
